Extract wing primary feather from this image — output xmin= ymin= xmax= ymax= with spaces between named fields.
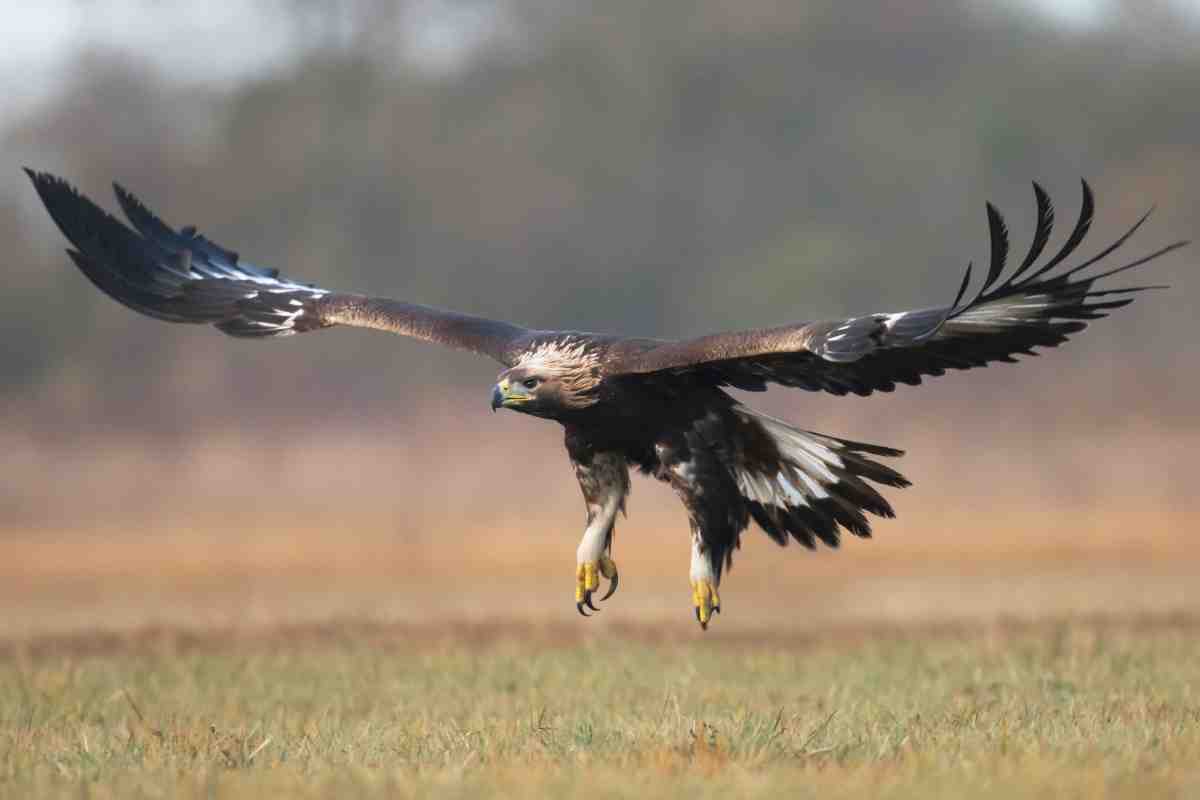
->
xmin=1083 ymin=285 xmax=1170 ymax=296
xmin=1008 ymin=181 xmax=1055 ymax=282
xmin=1077 ymin=240 xmax=1189 ymax=283
xmin=1081 ymin=298 xmax=1136 ymax=312
xmin=113 ymin=182 xmax=180 ymax=246
xmin=1053 ymin=206 xmax=1155 ymax=282
xmin=1016 ymin=178 xmax=1095 ymax=286
xmin=982 ymin=202 xmax=1010 ymax=291
xmin=950 ymin=261 xmax=974 ymax=309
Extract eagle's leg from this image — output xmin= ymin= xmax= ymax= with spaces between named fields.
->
xmin=574 ymin=497 xmax=622 ymax=615
xmin=566 ymin=435 xmax=630 ymax=617
xmin=689 ymin=533 xmax=721 ymax=630
xmin=653 ymin=430 xmax=740 ymax=631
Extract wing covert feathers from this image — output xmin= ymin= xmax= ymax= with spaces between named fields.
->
xmin=26 ymin=170 xmax=530 ymax=364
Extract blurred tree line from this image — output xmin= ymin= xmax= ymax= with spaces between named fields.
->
xmin=4 ymin=0 xmax=1197 ymax=435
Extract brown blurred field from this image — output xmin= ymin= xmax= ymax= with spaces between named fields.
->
xmin=2 ymin=404 xmax=1196 ymax=641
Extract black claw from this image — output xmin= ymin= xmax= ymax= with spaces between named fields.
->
xmin=576 ymin=601 xmax=591 ymax=617
xmin=583 ymin=593 xmax=600 ymax=612
xmin=599 ymin=571 xmax=619 ymax=602
xmin=713 ymin=605 xmax=720 ymax=615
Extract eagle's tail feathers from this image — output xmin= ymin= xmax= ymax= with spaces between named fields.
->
xmin=733 ymin=408 xmax=909 ymax=551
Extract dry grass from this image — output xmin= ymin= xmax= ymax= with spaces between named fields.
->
xmin=2 ymin=620 xmax=1200 ymax=799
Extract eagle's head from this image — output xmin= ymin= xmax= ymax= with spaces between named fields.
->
xmin=491 ymin=339 xmax=601 ymax=417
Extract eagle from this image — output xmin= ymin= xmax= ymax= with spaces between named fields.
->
xmin=26 ymin=169 xmax=1185 ymax=629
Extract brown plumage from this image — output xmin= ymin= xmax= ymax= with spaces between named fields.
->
xmin=26 ymin=169 xmax=1186 ymax=628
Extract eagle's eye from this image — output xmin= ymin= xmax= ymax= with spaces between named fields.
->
xmin=522 ymin=377 xmax=541 ymax=390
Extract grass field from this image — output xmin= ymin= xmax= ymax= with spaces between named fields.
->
xmin=2 ymin=426 xmax=1198 ymax=797
xmin=3 ymin=619 xmax=1200 ymax=799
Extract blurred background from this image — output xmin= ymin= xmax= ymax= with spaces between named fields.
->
xmin=2 ymin=0 xmax=1197 ymax=639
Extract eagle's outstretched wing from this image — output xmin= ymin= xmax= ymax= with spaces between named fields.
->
xmin=25 ymin=170 xmax=533 ymax=365
xmin=604 ymin=182 xmax=1187 ymax=396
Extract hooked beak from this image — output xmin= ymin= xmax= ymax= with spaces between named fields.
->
xmin=490 ymin=378 xmax=530 ymax=412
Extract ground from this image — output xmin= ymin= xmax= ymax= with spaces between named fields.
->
xmin=3 ymin=618 xmax=1199 ymax=799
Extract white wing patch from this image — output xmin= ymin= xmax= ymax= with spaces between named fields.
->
xmin=954 ymin=293 xmax=1061 ymax=327
xmin=733 ymin=410 xmax=846 ymax=510
xmin=230 ymin=276 xmax=329 ymax=335
xmin=824 ymin=318 xmax=859 ymax=343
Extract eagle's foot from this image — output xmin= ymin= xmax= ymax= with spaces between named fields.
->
xmin=575 ymin=555 xmax=619 ymax=617
xmin=691 ymin=579 xmax=720 ymax=630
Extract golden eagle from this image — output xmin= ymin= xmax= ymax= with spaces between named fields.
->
xmin=27 ymin=170 xmax=1185 ymax=628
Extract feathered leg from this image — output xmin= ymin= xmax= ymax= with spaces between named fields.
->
xmin=689 ymin=533 xmax=721 ymax=629
xmin=565 ymin=429 xmax=629 ymax=616
xmin=653 ymin=422 xmax=746 ymax=631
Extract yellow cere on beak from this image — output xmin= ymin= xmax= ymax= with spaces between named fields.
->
xmin=491 ymin=378 xmax=531 ymax=412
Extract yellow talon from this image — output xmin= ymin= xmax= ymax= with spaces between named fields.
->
xmin=577 ymin=558 xmax=619 ymax=614
xmin=576 ymin=562 xmax=599 ymax=601
xmin=598 ymin=554 xmax=618 ymax=580
xmin=691 ymin=579 xmax=720 ymax=630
